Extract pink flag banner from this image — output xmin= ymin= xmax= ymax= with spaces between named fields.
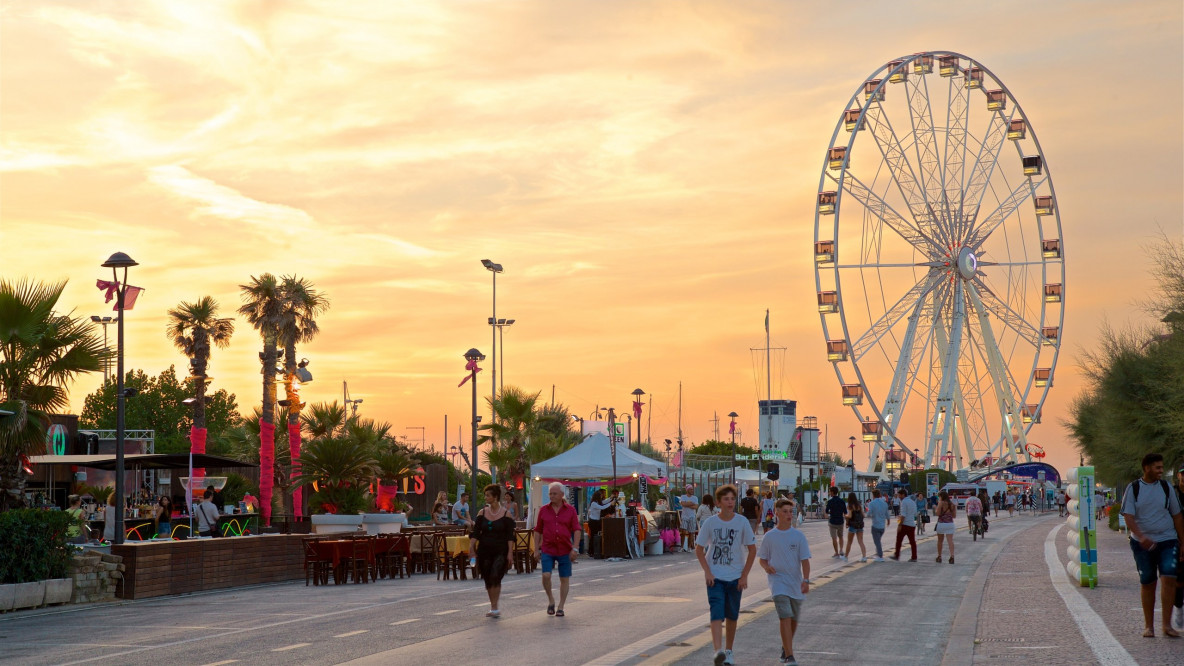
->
xmin=288 ymin=422 xmax=303 ymax=519
xmin=632 ymin=399 xmax=644 ymax=419
xmin=95 ymin=280 xmax=144 ymax=310
xmin=259 ymin=421 xmax=275 ymax=526
xmin=729 ymin=420 xmax=736 ymax=435
xmin=457 ymin=359 xmax=482 ymax=387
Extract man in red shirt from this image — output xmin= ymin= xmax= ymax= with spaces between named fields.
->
xmin=533 ymin=482 xmax=582 ymax=617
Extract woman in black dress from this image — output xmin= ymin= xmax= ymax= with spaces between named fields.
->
xmin=468 ymin=484 xmax=516 ymax=618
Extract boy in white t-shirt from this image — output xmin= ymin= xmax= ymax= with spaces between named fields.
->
xmin=759 ymin=498 xmax=811 ymax=665
xmin=696 ymin=484 xmax=756 ymax=666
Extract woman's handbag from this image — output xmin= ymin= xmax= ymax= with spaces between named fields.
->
xmin=921 ymin=514 xmax=931 ymax=524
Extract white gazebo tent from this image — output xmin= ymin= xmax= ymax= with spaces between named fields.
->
xmin=526 ymin=432 xmax=667 ymax=527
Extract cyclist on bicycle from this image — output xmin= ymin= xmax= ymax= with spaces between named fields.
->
xmin=965 ymin=492 xmax=984 ymax=541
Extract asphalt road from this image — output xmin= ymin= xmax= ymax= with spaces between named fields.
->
xmin=0 ymin=512 xmax=1044 ymax=666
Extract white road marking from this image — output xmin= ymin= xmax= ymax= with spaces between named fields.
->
xmin=1043 ymin=524 xmax=1135 ymax=665
xmin=570 ymin=582 xmax=582 ymax=586
xmin=390 ymin=619 xmax=420 ymax=626
xmin=646 ymin=567 xmax=661 ymax=570
xmin=433 ymin=610 xmax=459 ymax=615
xmin=333 ymin=630 xmax=368 ymax=638
xmin=472 ymin=601 xmax=490 ymax=607
xmin=200 ymin=661 xmax=239 ymax=666
xmin=610 ymin=574 xmax=623 ymax=578
xmin=589 ymin=578 xmax=605 ymax=582
xmin=511 ymin=593 xmax=531 ymax=599
xmin=271 ymin=643 xmax=310 ymax=652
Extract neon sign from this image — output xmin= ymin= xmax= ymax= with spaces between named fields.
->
xmin=47 ymin=424 xmax=69 ymax=455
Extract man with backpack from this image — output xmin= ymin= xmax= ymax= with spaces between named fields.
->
xmin=1120 ymin=453 xmax=1184 ymax=638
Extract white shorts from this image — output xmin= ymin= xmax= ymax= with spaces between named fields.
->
xmin=935 ymin=522 xmax=956 ymax=535
xmin=681 ymin=515 xmax=697 ymax=532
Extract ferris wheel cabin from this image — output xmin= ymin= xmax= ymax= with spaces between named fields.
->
xmin=862 ymin=420 xmax=883 ymax=442
xmin=843 ymin=109 xmax=863 ymax=132
xmin=964 ymin=66 xmax=983 ymax=88
xmin=1034 ymin=196 xmax=1055 ymax=216
xmin=864 ymin=79 xmax=884 ymax=102
xmin=817 ymin=291 xmax=839 ymax=313
xmin=1007 ymin=119 xmax=1027 ymax=141
xmin=826 ymin=339 xmax=849 ymax=362
xmin=1033 ymin=368 xmax=1053 ymax=388
xmin=1022 ymin=155 xmax=1043 ymax=176
xmin=841 ymin=384 xmax=864 ymax=406
xmin=913 ymin=53 xmax=934 ymax=75
xmin=1042 ymin=326 xmax=1060 ymax=345
xmin=1043 ymin=283 xmax=1063 ymax=303
xmin=828 ymin=147 xmax=847 ymax=170
xmin=815 ymin=240 xmax=835 ymax=263
xmin=888 ymin=60 xmax=908 ymax=83
xmin=817 ymin=191 xmax=837 ymax=215
xmin=1042 ymin=239 xmax=1062 ymax=259
xmin=1021 ymin=404 xmax=1041 ymax=424
xmin=985 ymin=89 xmax=1006 ymax=111
xmin=938 ymin=55 xmax=959 ymax=77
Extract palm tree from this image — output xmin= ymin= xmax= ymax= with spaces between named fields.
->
xmin=238 ymin=274 xmax=284 ymax=524
xmin=276 ymin=275 xmax=329 ymax=519
xmin=479 ymin=387 xmax=546 ymax=486
xmin=0 ymin=279 xmax=106 ymax=510
xmin=300 ymin=401 xmax=346 ymax=441
xmin=165 ymin=296 xmax=234 ymax=470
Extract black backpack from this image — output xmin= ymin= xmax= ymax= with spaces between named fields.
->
xmin=1128 ymin=479 xmax=1171 ymax=509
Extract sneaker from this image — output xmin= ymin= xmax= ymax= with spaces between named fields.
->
xmin=839 ymin=555 xmax=848 ymax=561
xmin=831 ymin=554 xmax=841 ymax=559
xmin=859 ymin=557 xmax=867 ymax=563
xmin=714 ymin=650 xmax=727 ymax=666
xmin=781 ymin=655 xmax=798 ymax=666
xmin=1173 ymin=605 xmax=1184 ymax=631
xmin=723 ymin=649 xmax=735 ymax=665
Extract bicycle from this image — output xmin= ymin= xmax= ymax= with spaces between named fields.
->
xmin=969 ymin=515 xmax=985 ymax=541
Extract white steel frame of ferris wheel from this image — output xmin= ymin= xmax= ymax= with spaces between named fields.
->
xmin=814 ymin=51 xmax=1065 ymax=474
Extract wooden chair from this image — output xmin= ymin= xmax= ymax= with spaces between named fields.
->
xmin=302 ymin=538 xmax=331 ymax=586
xmin=342 ymin=536 xmax=373 ymax=584
xmin=513 ymin=530 xmax=535 ymax=574
xmin=375 ymin=535 xmax=410 ymax=579
xmin=412 ymin=533 xmax=437 ymax=574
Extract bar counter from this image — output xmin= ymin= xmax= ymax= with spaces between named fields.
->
xmin=111 ymin=533 xmax=306 ymax=599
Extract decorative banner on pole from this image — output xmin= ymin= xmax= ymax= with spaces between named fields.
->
xmin=639 ymin=475 xmax=649 ymax=495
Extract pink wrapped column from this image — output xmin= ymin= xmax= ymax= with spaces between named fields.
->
xmin=190 ymin=426 xmax=207 ymax=481
xmin=288 ymin=422 xmax=302 ymax=519
xmin=259 ymin=421 xmax=275 ymax=526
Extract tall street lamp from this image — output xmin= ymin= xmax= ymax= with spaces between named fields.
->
xmin=606 ymin=407 xmax=618 ymax=488
xmin=848 ymin=435 xmax=856 ymax=494
xmin=89 ymin=316 xmax=118 ymax=382
xmin=728 ymin=412 xmax=739 ymax=485
xmin=488 ymin=318 xmax=515 ymax=393
xmin=464 ymin=348 xmax=485 ymax=499
xmin=102 ymin=251 xmax=137 ymax=545
xmin=631 ymin=388 xmax=645 ymax=453
xmin=481 ymin=259 xmax=503 ymax=416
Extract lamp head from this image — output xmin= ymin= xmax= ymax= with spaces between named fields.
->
xmin=632 ymin=388 xmax=645 ymax=397
xmin=464 ymin=348 xmax=485 ymax=362
xmin=481 ymin=259 xmax=503 ymax=273
xmin=91 ymin=316 xmax=102 ymax=323
xmin=505 ymin=319 xmax=515 ymax=325
xmin=182 ymin=398 xmax=197 ymax=405
xmin=101 ymin=252 xmax=138 ymax=268
xmin=727 ymin=411 xmax=739 ymax=419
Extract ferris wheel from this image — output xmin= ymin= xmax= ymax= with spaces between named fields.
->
xmin=813 ymin=52 xmax=1065 ymax=474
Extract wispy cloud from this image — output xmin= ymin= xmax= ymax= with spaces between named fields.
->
xmin=146 ymin=164 xmax=316 ymax=232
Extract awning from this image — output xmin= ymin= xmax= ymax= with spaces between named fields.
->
xmin=27 ymin=453 xmax=257 ymax=470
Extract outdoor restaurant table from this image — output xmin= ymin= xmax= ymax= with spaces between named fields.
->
xmin=310 ymin=539 xmax=375 ymax=583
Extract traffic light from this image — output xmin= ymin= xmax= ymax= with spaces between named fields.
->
xmin=767 ymin=463 xmax=780 ymax=480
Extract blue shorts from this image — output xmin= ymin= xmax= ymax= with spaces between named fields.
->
xmin=1129 ymin=539 xmax=1179 ymax=585
xmin=706 ymin=578 xmax=742 ymax=622
xmin=540 ymin=553 xmax=572 ymax=578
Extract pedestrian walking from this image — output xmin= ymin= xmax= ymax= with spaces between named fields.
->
xmin=1119 ymin=453 xmax=1184 ymax=638
xmin=533 ymin=482 xmax=582 ymax=618
xmin=825 ymin=486 xmax=846 ymax=559
xmin=892 ymin=489 xmax=918 ymax=561
xmin=469 ymin=484 xmax=516 ymax=618
xmin=697 ymin=494 xmax=717 ymax=525
xmin=977 ymin=490 xmax=991 ymax=537
xmin=915 ymin=492 xmax=928 ymax=536
xmin=843 ymin=493 xmax=867 ymax=562
xmin=867 ymin=489 xmax=889 ymax=562
xmin=695 ymin=485 xmax=756 ymax=666
xmin=758 ymin=498 xmax=811 ymax=666
xmin=741 ymin=488 xmax=761 ymax=534
xmin=761 ymin=491 xmax=777 ymax=531
xmin=678 ymin=485 xmax=699 ymax=551
xmin=1173 ymin=465 xmax=1184 ymax=631
xmin=1005 ymin=491 xmax=1016 ymax=517
xmin=935 ymin=490 xmax=957 ymax=563
xmin=993 ymin=491 xmax=1002 ymax=517
xmin=891 ymin=493 xmax=901 ymax=517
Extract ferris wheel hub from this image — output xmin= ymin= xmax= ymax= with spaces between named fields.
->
xmin=956 ymin=247 xmax=978 ymax=279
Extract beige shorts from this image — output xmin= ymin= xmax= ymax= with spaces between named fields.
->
xmin=828 ymin=523 xmax=844 ymax=540
xmin=773 ymin=594 xmax=804 ymax=620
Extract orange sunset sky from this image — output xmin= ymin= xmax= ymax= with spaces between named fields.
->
xmin=2 ymin=0 xmax=1182 ymax=477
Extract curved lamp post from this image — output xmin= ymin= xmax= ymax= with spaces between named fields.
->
xmin=102 ymin=251 xmax=137 ymax=545
xmin=848 ymin=435 xmax=856 ymax=494
xmin=631 ymin=388 xmax=646 ymax=453
xmin=728 ymin=412 xmax=739 ymax=485
xmin=464 ymin=348 xmax=485 ymax=498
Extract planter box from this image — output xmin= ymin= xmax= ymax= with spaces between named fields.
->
xmin=310 ymin=514 xmax=362 ymax=535
xmin=12 ymin=581 xmax=45 ymax=610
xmin=361 ymin=514 xmax=407 ymax=535
xmin=0 ymin=584 xmax=14 ymax=612
xmin=44 ymin=578 xmax=73 ymax=605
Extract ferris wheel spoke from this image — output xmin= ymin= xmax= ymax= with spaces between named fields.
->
xmin=905 ymin=74 xmax=949 ymax=236
xmin=838 ymin=171 xmax=941 ymax=253
xmin=966 ymin=176 xmax=1046 ymax=250
xmin=965 ymin=282 xmax=1030 ymax=464
xmin=970 ymin=277 xmax=1042 ymax=347
xmin=961 ymin=107 xmax=1016 ymax=237
xmin=851 ymin=273 xmax=942 ymax=361
xmin=942 ymin=72 xmax=971 ymax=232
xmin=862 ymin=102 xmax=948 ymax=247
xmin=878 ymin=279 xmax=935 ymax=446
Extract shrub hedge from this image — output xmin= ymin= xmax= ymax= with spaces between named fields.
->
xmin=0 ymin=509 xmax=74 ymax=584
